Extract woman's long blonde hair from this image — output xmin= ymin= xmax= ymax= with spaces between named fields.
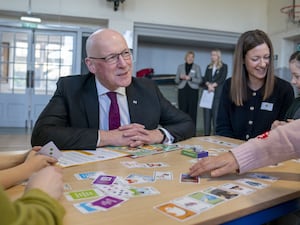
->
xmin=208 ymin=49 xmax=223 ymax=69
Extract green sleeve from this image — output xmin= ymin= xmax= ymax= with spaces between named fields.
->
xmin=0 ymin=187 xmax=65 ymax=225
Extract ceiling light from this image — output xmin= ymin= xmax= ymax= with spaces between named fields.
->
xmin=20 ymin=16 xmax=41 ymax=23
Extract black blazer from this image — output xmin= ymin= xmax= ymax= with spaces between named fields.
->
xmin=201 ymin=63 xmax=227 ymax=100
xmin=31 ymin=73 xmax=195 ymax=149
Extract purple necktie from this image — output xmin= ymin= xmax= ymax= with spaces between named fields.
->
xmin=107 ymin=92 xmax=121 ymax=130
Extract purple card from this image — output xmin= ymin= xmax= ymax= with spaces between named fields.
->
xmin=92 ymin=175 xmax=117 ymax=185
xmin=92 ymin=196 xmax=124 ymax=209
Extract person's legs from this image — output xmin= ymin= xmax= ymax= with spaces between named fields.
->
xmin=186 ymin=87 xmax=199 ymax=126
xmin=203 ymin=108 xmax=212 ymax=136
xmin=178 ymin=88 xmax=188 ymax=113
xmin=212 ymin=98 xmax=220 ymax=135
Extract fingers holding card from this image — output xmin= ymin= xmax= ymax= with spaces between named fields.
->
xmin=38 ymin=141 xmax=62 ymax=160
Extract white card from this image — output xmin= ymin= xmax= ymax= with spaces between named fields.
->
xmin=219 ymin=183 xmax=255 ymax=195
xmin=38 ymin=141 xmax=62 ymax=160
xmin=236 ymin=178 xmax=269 ymax=189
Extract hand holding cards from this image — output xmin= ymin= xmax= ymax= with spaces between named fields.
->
xmin=38 ymin=141 xmax=62 ymax=160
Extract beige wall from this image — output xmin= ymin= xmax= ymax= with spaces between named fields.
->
xmin=1 ymin=0 xmax=299 ymax=68
xmin=0 ymin=0 xmax=268 ymax=33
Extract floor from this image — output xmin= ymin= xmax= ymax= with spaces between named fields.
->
xmin=0 ymin=128 xmax=32 ymax=151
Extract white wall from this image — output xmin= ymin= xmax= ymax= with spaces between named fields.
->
xmin=1 ymin=0 xmax=296 ymax=78
xmin=0 ymin=0 xmax=268 ymax=33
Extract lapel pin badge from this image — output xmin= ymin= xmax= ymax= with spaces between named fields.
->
xmin=133 ymin=100 xmax=138 ymax=104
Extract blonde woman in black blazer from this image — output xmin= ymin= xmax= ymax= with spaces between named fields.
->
xmin=202 ymin=49 xmax=227 ymax=135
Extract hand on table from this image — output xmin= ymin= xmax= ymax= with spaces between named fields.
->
xmin=189 ymin=152 xmax=239 ymax=177
xmin=99 ymin=123 xmax=165 ymax=147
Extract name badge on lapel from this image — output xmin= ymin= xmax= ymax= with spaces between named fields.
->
xmin=260 ymin=102 xmax=273 ymax=111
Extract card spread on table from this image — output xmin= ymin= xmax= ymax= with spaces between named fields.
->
xmin=180 ymin=173 xmax=200 ymax=184
xmin=92 ymin=175 xmax=117 ymax=185
xmin=171 ymin=196 xmax=211 ymax=213
xmin=155 ymin=202 xmax=197 ymax=221
xmin=74 ymin=171 xmax=98 ymax=180
xmin=236 ymin=178 xmax=269 ymax=189
xmin=91 ymin=196 xmax=125 ymax=209
xmin=73 ymin=202 xmax=106 ymax=214
xmin=246 ymin=173 xmax=278 ymax=182
xmin=203 ymin=187 xmax=239 ymax=200
xmin=154 ymin=171 xmax=173 ymax=181
xmin=65 ymin=189 xmax=104 ymax=201
xmin=38 ymin=141 xmax=62 ymax=159
xmin=219 ymin=183 xmax=255 ymax=195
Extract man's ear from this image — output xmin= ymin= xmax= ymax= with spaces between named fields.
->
xmin=85 ymin=58 xmax=96 ymax=73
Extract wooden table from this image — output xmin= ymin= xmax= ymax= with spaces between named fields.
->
xmin=5 ymin=136 xmax=300 ymax=225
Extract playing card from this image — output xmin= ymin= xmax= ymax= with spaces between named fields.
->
xmin=120 ymin=161 xmax=141 ymax=168
xmin=38 ymin=141 xmax=62 ymax=160
xmin=203 ymin=187 xmax=239 ymax=200
xmin=73 ymin=202 xmax=105 ymax=214
xmin=172 ymin=196 xmax=211 ymax=213
xmin=91 ymin=195 xmax=126 ymax=209
xmin=64 ymin=189 xmax=104 ymax=201
xmin=129 ymin=186 xmax=160 ymax=197
xmin=154 ymin=171 xmax=173 ymax=180
xmin=74 ymin=171 xmax=98 ymax=180
xmin=236 ymin=178 xmax=269 ymax=189
xmin=144 ymin=162 xmax=169 ymax=168
xmin=92 ymin=175 xmax=117 ymax=185
xmin=247 ymin=173 xmax=279 ymax=182
xmin=188 ymin=191 xmax=225 ymax=205
xmin=179 ymin=173 xmax=200 ymax=184
xmin=155 ymin=202 xmax=197 ymax=221
xmin=219 ymin=183 xmax=255 ymax=195
xmin=96 ymin=183 xmax=132 ymax=198
xmin=125 ymin=174 xmax=155 ymax=184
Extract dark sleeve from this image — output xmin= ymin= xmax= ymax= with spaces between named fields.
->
xmin=200 ymin=65 xmax=210 ymax=88
xmin=276 ymin=78 xmax=294 ymax=121
xmin=128 ymin=78 xmax=196 ymax=142
xmin=157 ymin=84 xmax=196 ymax=141
xmin=31 ymin=78 xmax=98 ymax=150
xmin=215 ymin=79 xmax=235 ymax=138
xmin=215 ymin=64 xmax=227 ymax=86
xmin=285 ymin=98 xmax=300 ymax=120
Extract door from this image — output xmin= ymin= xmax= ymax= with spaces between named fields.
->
xmin=0 ymin=27 xmax=76 ymax=128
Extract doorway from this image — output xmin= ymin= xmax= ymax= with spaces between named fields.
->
xmin=0 ymin=26 xmax=76 ymax=128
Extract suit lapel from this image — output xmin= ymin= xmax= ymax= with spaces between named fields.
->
xmin=126 ymin=80 xmax=140 ymax=123
xmin=81 ymin=74 xmax=99 ymax=129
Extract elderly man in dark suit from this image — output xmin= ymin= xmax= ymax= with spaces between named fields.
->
xmin=31 ymin=29 xmax=195 ymax=150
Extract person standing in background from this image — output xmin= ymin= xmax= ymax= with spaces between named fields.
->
xmin=272 ymin=50 xmax=300 ymax=129
xmin=201 ymin=49 xmax=227 ymax=135
xmin=216 ymin=29 xmax=294 ymax=141
xmin=175 ymin=51 xmax=202 ymax=129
